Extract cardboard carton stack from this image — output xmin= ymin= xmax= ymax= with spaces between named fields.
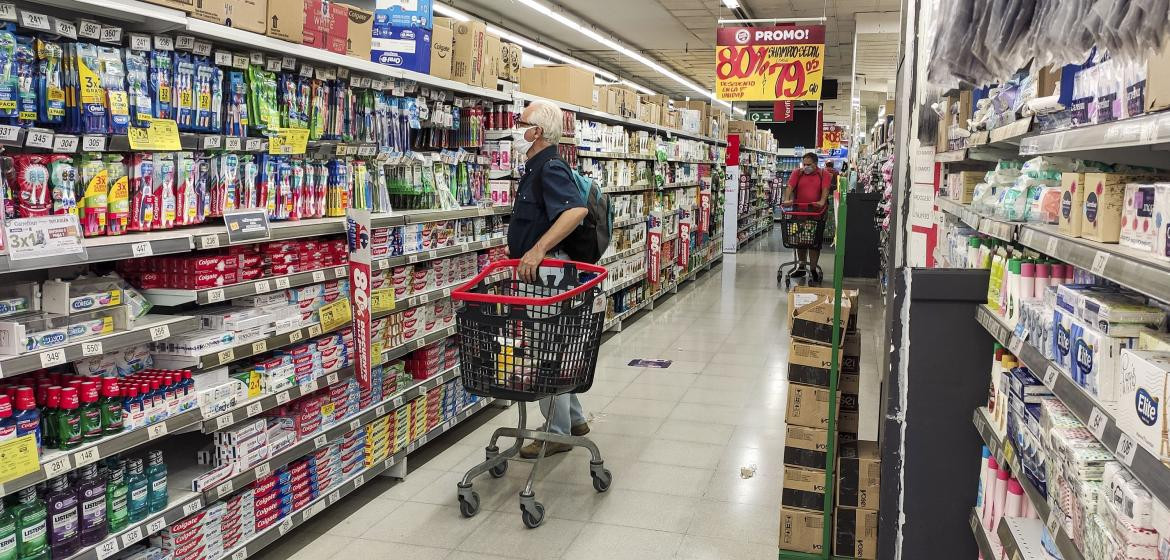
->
xmin=835 ymin=441 xmax=880 ymax=559
xmin=520 ymin=64 xmax=595 ymax=108
xmin=371 ymin=0 xmax=434 ymax=73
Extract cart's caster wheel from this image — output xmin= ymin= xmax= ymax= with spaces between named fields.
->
xmin=520 ymin=501 xmax=546 ymax=529
xmin=784 ymin=278 xmax=791 ymax=289
xmin=458 ymin=491 xmax=481 ymax=518
xmin=591 ymin=468 xmax=612 ymax=492
xmin=489 ymin=461 xmax=508 ymax=478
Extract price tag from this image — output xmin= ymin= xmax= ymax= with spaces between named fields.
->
xmin=99 ymin=26 xmax=122 ymax=45
xmin=268 ymin=127 xmax=310 ymax=155
xmin=82 ymin=135 xmax=106 ymax=152
xmin=202 ymin=135 xmax=221 ymax=150
xmin=265 ymin=58 xmax=282 ymax=72
xmin=392 ymin=396 xmax=403 ymax=408
xmin=130 ymin=241 xmax=154 ymax=258
xmin=250 ymin=52 xmax=264 ymax=65
xmin=277 ymin=517 xmax=293 ymax=536
xmin=300 ymin=65 xmax=315 ymax=78
xmin=327 ymin=372 xmax=340 ymax=385
xmin=95 ymin=538 xmax=119 ymax=560
xmin=193 ymin=40 xmax=212 ymax=56
xmin=183 ymin=500 xmax=202 ymax=516
xmin=1046 ymin=507 xmax=1063 ymax=535
xmin=232 ymin=55 xmax=249 ymax=69
xmin=418 ymin=294 xmax=429 ymax=304
xmin=275 ymin=392 xmax=290 ymax=405
xmin=39 ymin=348 xmax=66 ymax=368
xmin=1087 ymin=407 xmax=1109 ymax=439
xmin=24 ymin=129 xmax=51 ymax=148
xmin=1046 ymin=237 xmax=1059 ymax=256
xmin=147 ymin=423 xmax=167 ymax=440
xmin=375 ymin=405 xmax=386 ymax=416
xmin=308 ymin=324 xmax=322 ymax=338
xmin=349 ymin=75 xmax=360 ymax=88
xmin=245 ymin=138 xmax=263 ymax=151
xmin=231 ymin=549 xmax=247 ymax=560
xmin=336 ymin=67 xmax=349 ymax=79
xmin=442 ymin=420 xmax=451 ymax=431
xmin=313 ymin=434 xmax=328 ymax=448
xmin=348 ymin=418 xmax=360 ymax=431
xmin=43 ymin=455 xmax=70 ymax=478
xmin=128 ymin=119 xmax=181 ymax=151
xmin=288 ymin=330 xmax=303 ymax=343
xmin=254 ymin=280 xmax=271 ymax=294
xmin=385 ymin=456 xmax=395 ymax=468
xmin=74 ymin=446 xmax=100 ymax=467
xmin=353 ymin=474 xmax=365 ymax=488
xmin=303 ymin=502 xmax=320 ymax=520
xmin=175 ymin=35 xmax=195 ymax=50
xmin=302 ymin=379 xmax=320 ymax=393
xmin=254 ymin=463 xmax=271 ymax=479
xmin=407 ymin=443 xmax=416 ymax=453
xmin=334 ymin=266 xmax=347 ymax=278
xmin=214 ymin=51 xmax=233 ymax=66
xmin=225 ymin=136 xmax=242 ymax=151
xmin=206 ymin=288 xmax=226 ymax=304
xmin=78 ymin=20 xmax=101 ymax=39
xmin=1116 ymin=433 xmax=1139 ymax=466
xmin=147 ymin=517 xmax=167 ymax=535
xmin=154 ymin=35 xmax=174 ymax=51
xmin=128 ymin=34 xmax=151 ymax=52
xmin=246 ymin=402 xmax=264 ymax=417
xmin=215 ymin=413 xmax=235 ymax=430
xmin=199 ymin=234 xmax=222 ymax=249
xmin=217 ymin=348 xmax=236 ymax=364
xmin=1091 ymin=251 xmax=1110 ymax=276
xmin=275 ymin=277 xmax=291 ymax=290
xmin=371 ymin=79 xmax=385 ymax=90
xmin=51 ymin=134 xmax=77 ymax=153
xmin=121 ymin=526 xmax=143 ymax=547
xmin=414 ymin=339 xmax=425 ymax=350
xmin=1043 ymin=365 xmax=1060 ymax=388
xmin=216 ymin=479 xmax=234 ymax=497
xmin=19 ymin=11 xmax=49 ymax=30
xmin=1008 ymin=335 xmax=1024 ymax=356
xmin=318 ymin=299 xmax=352 ymax=332
xmin=328 ymin=489 xmax=340 ymax=504
xmin=52 ymin=19 xmax=76 ymax=39
xmin=312 ymin=270 xmax=326 ymax=283
xmin=281 ymin=56 xmax=296 ymax=70
xmin=419 ymin=435 xmax=428 ymax=445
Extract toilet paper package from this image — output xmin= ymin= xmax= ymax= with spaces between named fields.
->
xmin=1068 ymin=317 xmax=1137 ymax=403
xmin=1117 ymin=350 xmax=1170 ymax=465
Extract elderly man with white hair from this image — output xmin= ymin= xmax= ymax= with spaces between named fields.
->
xmin=508 ymin=99 xmax=591 ymax=458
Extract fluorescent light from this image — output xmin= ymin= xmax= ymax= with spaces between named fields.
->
xmin=432 ymin=3 xmax=469 ymax=21
xmin=718 ymin=17 xmax=826 ymax=24
xmin=485 ymin=23 xmax=619 ymax=81
xmin=620 ymin=79 xmax=657 ymax=95
xmin=721 ymin=0 xmax=739 ymax=8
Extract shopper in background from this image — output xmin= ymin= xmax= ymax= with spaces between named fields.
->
xmin=825 ymin=160 xmax=840 ymax=191
xmin=509 ymin=99 xmax=591 ymax=458
xmin=782 ymin=152 xmax=831 ymax=278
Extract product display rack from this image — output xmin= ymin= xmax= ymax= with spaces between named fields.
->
xmin=970 ymin=508 xmax=998 ymax=559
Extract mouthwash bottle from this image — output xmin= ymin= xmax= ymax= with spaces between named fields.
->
xmin=98 ymin=378 xmax=123 ymax=436
xmin=0 ymin=499 xmax=16 ymax=560
xmin=122 ymin=385 xmax=142 ymax=431
xmin=12 ymin=387 xmax=40 ymax=448
xmin=79 ymin=381 xmax=102 ymax=443
xmin=44 ymin=476 xmax=79 ymax=558
xmin=105 ymin=464 xmax=128 ymax=532
xmin=145 ymin=451 xmax=167 ymax=513
xmin=39 ymin=388 xmax=58 ymax=449
xmin=76 ymin=464 xmax=107 ymax=546
xmin=125 ymin=459 xmax=148 ymax=523
xmin=55 ymin=388 xmax=82 ymax=450
xmin=11 ymin=488 xmax=47 ymax=560
xmin=0 ymin=395 xmax=16 ymax=444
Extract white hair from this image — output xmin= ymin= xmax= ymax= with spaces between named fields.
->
xmin=525 ymin=99 xmax=563 ymax=144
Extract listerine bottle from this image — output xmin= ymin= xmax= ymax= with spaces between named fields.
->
xmin=11 ymin=488 xmax=46 ymax=560
xmin=124 ymin=459 xmax=148 ymax=523
xmin=44 ymin=476 xmax=78 ymax=558
xmin=145 ymin=451 xmax=167 ymax=513
xmin=76 ymin=464 xmax=107 ymax=546
xmin=105 ymin=464 xmax=128 ymax=532
xmin=0 ymin=499 xmax=16 ymax=560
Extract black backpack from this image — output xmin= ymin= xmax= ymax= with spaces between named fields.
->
xmin=537 ymin=159 xmax=613 ymax=264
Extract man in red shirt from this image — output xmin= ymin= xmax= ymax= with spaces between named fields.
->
xmin=782 ymin=152 xmax=831 ymax=278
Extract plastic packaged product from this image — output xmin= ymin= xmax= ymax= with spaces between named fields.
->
xmin=35 ymin=38 xmax=64 ymax=126
xmin=77 ymin=154 xmax=109 ymax=237
xmin=12 ymin=487 xmax=47 ymax=560
xmin=46 ymin=155 xmax=77 ymax=217
xmin=45 ymin=475 xmax=79 ymax=558
xmin=9 ymin=155 xmax=51 ymax=218
xmin=106 ymin=155 xmax=129 ymax=235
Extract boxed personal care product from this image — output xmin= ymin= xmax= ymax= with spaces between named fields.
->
xmin=784 ymin=425 xmax=828 ymax=470
xmin=429 ymin=17 xmax=455 ymax=80
xmin=834 ymin=507 xmax=878 ymax=559
xmin=785 ymin=383 xmax=836 ymax=429
xmin=1067 ymin=316 xmax=1138 ymax=403
xmin=1153 ymin=182 xmax=1170 ymax=260
xmin=1139 ymin=331 xmax=1170 ymax=352
xmin=782 ymin=466 xmax=827 ymax=512
xmin=372 ymin=26 xmax=432 ymax=73
xmin=1060 ymin=173 xmax=1086 ymax=237
xmin=788 ymin=340 xmax=840 ymax=388
xmin=837 ymin=441 xmax=880 ymax=510
xmin=374 ymin=0 xmax=433 ymax=29
xmin=1118 ymin=350 xmax=1170 ymax=464
xmin=1082 ymin=173 xmax=1137 ymax=243
xmin=779 ymin=506 xmax=825 ymax=554
xmin=1121 ymin=183 xmax=1159 ymax=253
xmin=948 ymin=171 xmax=983 ymax=204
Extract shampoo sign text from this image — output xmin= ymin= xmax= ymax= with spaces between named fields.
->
xmin=715 ymin=25 xmax=825 ymax=101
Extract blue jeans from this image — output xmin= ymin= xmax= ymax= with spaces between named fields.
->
xmin=539 ymin=393 xmax=586 ymax=435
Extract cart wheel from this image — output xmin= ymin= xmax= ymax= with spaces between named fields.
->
xmin=521 ymin=501 xmax=546 ymax=529
xmin=458 ymin=491 xmax=481 ymax=518
xmin=591 ymin=468 xmax=612 ymax=492
xmin=776 ymin=270 xmax=784 ymax=283
xmin=490 ymin=461 xmax=508 ymax=478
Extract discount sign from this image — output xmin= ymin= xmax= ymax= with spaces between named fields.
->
xmin=715 ymin=25 xmax=826 ymax=101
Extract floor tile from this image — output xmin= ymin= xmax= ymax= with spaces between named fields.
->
xmin=251 ymin=529 xmax=352 ymax=560
xmin=300 ymin=495 xmax=406 ymax=537
xmin=629 ymin=370 xmax=699 ymax=388
xmin=638 ymin=439 xmax=726 ymax=469
xmin=685 ymin=501 xmax=779 ymax=545
xmin=614 ymin=461 xmax=715 ymax=497
xmin=674 ymin=534 xmax=778 ymax=559
xmin=360 ymin=501 xmax=488 ymax=546
xmin=617 ymin=382 xmax=690 ymax=402
xmin=562 ymin=523 xmax=684 ymax=560
xmin=602 ymin=397 xmax=678 ymax=419
xmin=589 ymin=488 xmax=698 ymax=532
xmin=585 ymin=413 xmax=666 ymax=436
xmin=457 ymin=510 xmax=585 ymax=559
xmin=332 ymin=539 xmax=450 ymax=559
xmin=702 ymin=467 xmax=784 ymax=507
xmin=653 ymin=420 xmax=735 ymax=445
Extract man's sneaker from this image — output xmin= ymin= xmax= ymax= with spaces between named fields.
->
xmin=571 ymin=423 xmax=590 ymax=436
xmin=520 ymin=441 xmax=573 ymax=459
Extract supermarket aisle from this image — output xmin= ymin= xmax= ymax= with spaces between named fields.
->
xmin=258 ymin=232 xmax=809 ymax=560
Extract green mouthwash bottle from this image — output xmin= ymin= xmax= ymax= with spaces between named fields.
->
xmin=11 ymin=488 xmax=46 ymax=560
xmin=0 ymin=499 xmax=16 ymax=560
xmin=105 ymin=464 xmax=128 ymax=533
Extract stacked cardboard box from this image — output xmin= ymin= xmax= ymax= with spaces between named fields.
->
xmin=834 ymin=441 xmax=880 ymax=559
xmin=520 ymin=65 xmax=595 ymax=108
xmin=371 ymin=0 xmax=434 ymax=73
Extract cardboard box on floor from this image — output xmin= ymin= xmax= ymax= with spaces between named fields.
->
xmin=782 ymin=466 xmax=827 ymax=512
xmin=838 ymin=441 xmax=880 ymax=510
xmin=780 ymin=506 xmax=826 ymax=554
xmin=785 ymin=383 xmax=837 ymax=429
xmin=520 ymin=65 xmax=595 ymax=108
xmin=842 ymin=332 xmax=861 ymax=375
xmin=788 ymin=339 xmax=842 ymax=388
xmin=788 ymin=287 xmax=854 ymax=346
xmin=784 ymin=425 xmax=828 ymax=470
xmin=834 ymin=506 xmax=878 ymax=559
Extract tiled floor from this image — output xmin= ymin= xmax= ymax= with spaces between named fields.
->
xmin=256 ymin=231 xmax=836 ymax=559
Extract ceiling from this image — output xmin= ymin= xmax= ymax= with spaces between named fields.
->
xmin=447 ymin=0 xmax=902 ymax=114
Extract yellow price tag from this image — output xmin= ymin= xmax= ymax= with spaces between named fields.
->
xmin=321 ymin=402 xmax=336 ymax=418
xmin=318 ymin=298 xmax=352 ymax=333
xmin=371 ymin=289 xmax=396 ymax=313
xmin=371 ymin=341 xmax=384 ymax=363
xmin=0 ymin=434 xmax=39 ymax=483
xmin=127 ymin=118 xmax=181 ymax=151
xmin=268 ymin=127 xmax=310 ymax=155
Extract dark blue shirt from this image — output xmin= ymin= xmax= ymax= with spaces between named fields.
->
xmin=508 ymin=146 xmax=584 ymax=257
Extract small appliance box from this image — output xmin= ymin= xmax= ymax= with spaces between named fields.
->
xmin=834 ymin=507 xmax=878 ymax=559
xmin=371 ymin=26 xmax=432 ymax=74
xmin=1118 ymin=350 xmax=1170 ymax=463
xmin=779 ymin=506 xmax=825 ymax=555
xmin=374 ymin=0 xmax=433 ymax=29
xmin=784 ymin=425 xmax=828 ymax=470
xmin=837 ymin=441 xmax=880 ymax=510
xmin=1082 ymin=173 xmax=1137 ymax=243
xmin=788 ymin=339 xmax=840 ymax=388
xmin=782 ymin=466 xmax=826 ymax=512
xmin=785 ymin=383 xmax=835 ymax=429
xmin=1121 ymin=183 xmax=1159 ymax=253
xmin=1059 ymin=173 xmax=1085 ymax=237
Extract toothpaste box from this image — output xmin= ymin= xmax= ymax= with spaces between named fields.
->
xmin=1118 ymin=350 xmax=1170 ymax=465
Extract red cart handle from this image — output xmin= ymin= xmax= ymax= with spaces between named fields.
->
xmin=452 ymin=258 xmax=609 ymax=306
xmin=780 ymin=203 xmax=827 ymax=218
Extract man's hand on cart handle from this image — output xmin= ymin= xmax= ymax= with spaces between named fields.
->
xmin=518 ymin=247 xmax=545 ymax=283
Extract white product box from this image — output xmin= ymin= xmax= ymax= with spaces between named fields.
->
xmin=1119 ymin=350 xmax=1170 ymax=465
xmin=1121 ymin=183 xmax=1159 ymax=254
xmin=1153 ymin=183 xmax=1170 ymax=260
xmin=1057 ymin=311 xmax=1137 ymax=403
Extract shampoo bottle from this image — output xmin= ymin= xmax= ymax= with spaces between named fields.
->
xmin=11 ymin=488 xmax=47 ymax=560
xmin=125 ymin=459 xmax=148 ymax=523
xmin=76 ymin=464 xmax=107 ymax=546
xmin=44 ymin=476 xmax=79 ymax=558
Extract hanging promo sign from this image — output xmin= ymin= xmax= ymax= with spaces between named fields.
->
xmin=821 ymin=123 xmax=845 ymax=150
xmin=699 ymin=193 xmax=711 ymax=233
xmin=678 ymin=222 xmax=691 ymax=266
xmin=648 ymin=231 xmax=661 ymax=284
xmin=715 ymin=25 xmax=825 ymax=101
xmin=346 ymin=209 xmax=373 ymax=390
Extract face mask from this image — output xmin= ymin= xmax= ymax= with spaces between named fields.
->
xmin=802 ymin=164 xmax=816 ymax=174
xmin=514 ymin=126 xmax=537 ymax=155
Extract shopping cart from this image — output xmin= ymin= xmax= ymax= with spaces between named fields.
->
xmin=777 ymin=203 xmax=828 ymax=287
xmin=451 ymin=258 xmax=611 ymax=528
